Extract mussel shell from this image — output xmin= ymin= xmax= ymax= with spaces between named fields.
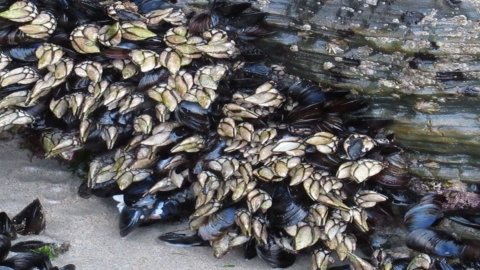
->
xmin=77 ymin=181 xmax=92 ymax=199
xmin=256 ymin=236 xmax=296 ymax=268
xmin=174 ymin=101 xmax=211 ymax=133
xmin=10 ymin=240 xmax=54 ymax=254
xmin=406 ymin=229 xmax=464 ymax=258
xmin=119 ymin=206 xmax=143 ymax=237
xmin=155 ymin=154 xmax=188 ymax=175
xmin=4 ymin=43 xmax=42 ymax=62
xmin=133 ymin=0 xmax=171 ymax=14
xmin=346 ymin=116 xmax=393 ymax=132
xmin=188 ymin=12 xmax=214 ymax=35
xmin=0 ymin=28 xmax=36 ymax=46
xmin=404 ymin=203 xmax=443 ymax=231
xmin=229 ymin=11 xmax=266 ymax=29
xmin=58 ymin=264 xmax=76 ymax=270
xmin=0 ymin=234 xmax=10 ymax=262
xmin=150 ymin=188 xmax=195 ymax=221
xmin=138 ymin=69 xmax=169 ymax=92
xmin=267 ymin=185 xmax=308 ymax=227
xmin=390 ymin=258 xmax=409 ymax=270
xmin=198 ymin=208 xmax=235 ymax=241
xmin=1 ymin=252 xmax=52 ymax=270
xmin=243 ymin=238 xmax=257 ymax=260
xmin=158 ymin=231 xmax=206 ymax=247
xmin=12 ymin=199 xmax=45 ymax=235
xmin=0 ymin=212 xmax=16 ymax=239
xmin=213 ymin=2 xmax=252 ymax=18
xmin=286 ymin=81 xmax=333 ymax=106
xmin=305 ymin=152 xmax=341 ymax=172
xmin=122 ymin=176 xmax=157 ymax=204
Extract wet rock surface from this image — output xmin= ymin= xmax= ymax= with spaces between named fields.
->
xmin=0 ymin=139 xmax=307 ymax=269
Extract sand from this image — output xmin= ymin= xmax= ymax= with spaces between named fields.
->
xmin=0 ymin=139 xmax=307 ymax=269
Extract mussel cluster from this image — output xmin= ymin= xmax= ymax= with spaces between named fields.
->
xmin=400 ymin=194 xmax=480 ymax=269
xmin=0 ymin=199 xmax=74 ymax=270
xmin=2 ymin=0 xmax=477 ymax=269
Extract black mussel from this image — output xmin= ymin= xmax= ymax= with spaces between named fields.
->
xmin=238 ymin=62 xmax=271 ymax=78
xmin=119 ymin=205 xmax=144 ymax=237
xmin=88 ymin=175 xmax=121 ymax=198
xmin=155 ymin=154 xmax=188 ymax=175
xmin=175 ymin=101 xmax=211 ymax=133
xmin=158 ymin=231 xmax=207 ymax=246
xmin=90 ymin=182 xmax=121 ymax=198
xmin=188 ymin=2 xmax=252 ymax=35
xmin=324 ymin=98 xmax=369 ymax=114
xmin=390 ymin=258 xmax=409 ymax=270
xmin=120 ymin=188 xmax=195 ymax=236
xmin=237 ymin=25 xmax=274 ymax=41
xmin=69 ymin=0 xmax=106 ymax=20
xmin=133 ymin=0 xmax=171 ymax=14
xmin=305 ymin=152 xmax=342 ymax=172
xmin=10 ymin=240 xmax=51 ymax=253
xmin=4 ymin=43 xmax=42 ymax=62
xmin=0 ymin=252 xmax=52 ymax=270
xmin=0 ymin=235 xmax=10 ymax=262
xmin=138 ymin=69 xmax=169 ymax=92
xmin=149 ymin=188 xmax=195 ymax=222
xmin=0 ymin=212 xmax=16 ymax=239
xmin=256 ymin=235 xmax=296 ymax=268
xmin=122 ymin=177 xmax=157 ymax=205
xmin=77 ymin=181 xmax=92 ymax=199
xmin=12 ymin=199 xmax=45 ymax=235
xmin=287 ymin=103 xmax=347 ymax=133
xmin=188 ymin=12 xmax=215 ymax=36
xmin=169 ymin=126 xmax=193 ymax=144
xmin=65 ymin=77 xmax=91 ymax=93
xmin=286 ymin=81 xmax=345 ymax=106
xmin=229 ymin=11 xmax=266 ymax=29
xmin=267 ymin=185 xmax=308 ymax=227
xmin=229 ymin=77 xmax=268 ymax=90
xmin=371 ymin=151 xmax=410 ymax=188
xmin=49 ymin=30 xmax=71 ymax=47
xmin=57 ymin=264 xmax=76 ymax=270
xmin=193 ymin=137 xmax=225 ymax=174
xmin=404 ymin=202 xmax=443 ymax=231
xmin=382 ymin=188 xmax=417 ymax=216
xmin=102 ymin=42 xmax=139 ymax=59
xmin=406 ymin=229 xmax=480 ymax=260
xmin=328 ymin=266 xmax=351 ymax=270
xmin=198 ymin=208 xmax=235 ymax=240
xmin=243 ymin=238 xmax=257 ymax=260
xmin=0 ymin=28 xmax=36 ymax=46
xmin=213 ymin=2 xmax=252 ymax=18
xmin=345 ymin=117 xmax=393 ymax=135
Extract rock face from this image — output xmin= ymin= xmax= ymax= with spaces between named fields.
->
xmin=186 ymin=0 xmax=480 ymax=183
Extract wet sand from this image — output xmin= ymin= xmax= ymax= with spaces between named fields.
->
xmin=0 ymin=139 xmax=307 ymax=269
